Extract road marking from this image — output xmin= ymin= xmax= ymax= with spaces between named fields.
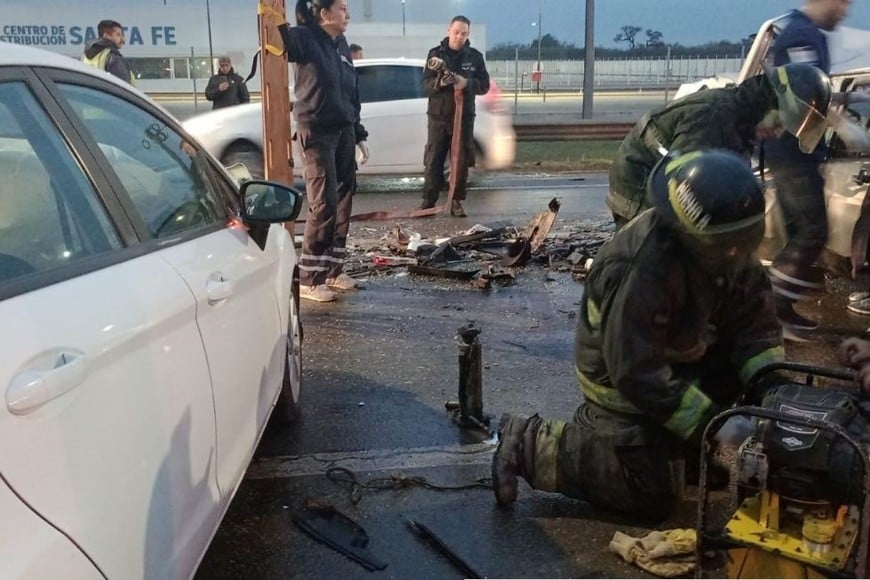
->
xmin=247 ymin=441 xmax=495 ymax=480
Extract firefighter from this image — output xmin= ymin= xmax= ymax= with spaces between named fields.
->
xmin=492 ymin=150 xmax=785 ymax=521
xmin=607 ymin=63 xmax=833 ymax=231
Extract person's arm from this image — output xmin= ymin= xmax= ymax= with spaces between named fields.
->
xmin=105 ymin=52 xmax=133 ymax=84
xmin=599 ymin=256 xmax=716 ymax=441
xmin=277 ymin=23 xmax=307 ymax=63
xmin=204 ymin=75 xmax=221 ymax=101
xmin=468 ymin=51 xmax=490 ymax=96
xmin=839 ymin=337 xmax=870 ymax=397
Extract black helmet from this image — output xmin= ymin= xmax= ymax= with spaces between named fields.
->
xmin=768 ymin=63 xmax=832 ymax=153
xmin=647 ymin=150 xmax=765 ymax=269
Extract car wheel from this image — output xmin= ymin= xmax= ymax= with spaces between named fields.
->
xmin=222 ymin=144 xmax=265 ymax=180
xmin=275 ymin=289 xmax=302 ymax=424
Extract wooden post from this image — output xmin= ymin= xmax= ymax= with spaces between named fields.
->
xmin=258 ymin=0 xmax=294 ymax=187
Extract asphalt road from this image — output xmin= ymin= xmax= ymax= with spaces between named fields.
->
xmin=194 ymin=172 xmax=869 ymax=579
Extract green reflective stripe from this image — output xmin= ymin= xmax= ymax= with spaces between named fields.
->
xmin=532 ymin=418 xmax=566 ymax=492
xmin=586 ymin=297 xmax=601 ymax=328
xmin=81 ymin=49 xmax=111 ymax=72
xmin=739 ymin=346 xmax=786 ymax=384
xmin=663 ymin=382 xmax=712 ymax=440
xmin=576 ymin=367 xmax=641 ymax=415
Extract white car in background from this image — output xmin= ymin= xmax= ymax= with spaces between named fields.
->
xmin=183 ymin=57 xmax=517 ymax=177
xmin=0 ymin=42 xmax=303 ymax=578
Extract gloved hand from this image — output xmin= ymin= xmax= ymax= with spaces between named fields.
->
xmin=713 ymin=415 xmax=755 ymax=449
xmin=454 ymin=74 xmax=469 ymax=90
xmin=356 ymin=141 xmax=369 ymax=165
xmin=839 ymin=337 xmax=870 ymax=397
xmin=438 ymin=71 xmax=456 ymax=88
xmin=609 ymin=529 xmax=696 ymax=578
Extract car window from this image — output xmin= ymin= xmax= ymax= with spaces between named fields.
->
xmin=356 ymin=65 xmax=424 ymax=104
xmin=57 ymin=84 xmax=236 ymax=238
xmin=0 ymin=82 xmax=121 ymax=287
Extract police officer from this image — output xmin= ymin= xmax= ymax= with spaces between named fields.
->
xmin=419 ymin=15 xmax=490 ymax=217
xmin=492 ymin=150 xmax=785 ymax=521
xmin=608 ymin=63 xmax=832 ymax=230
xmin=765 ymin=0 xmax=849 ymax=335
xmin=271 ymin=0 xmax=369 ymax=303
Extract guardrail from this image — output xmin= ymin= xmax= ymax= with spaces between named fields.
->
xmin=514 ymin=122 xmax=634 ymax=142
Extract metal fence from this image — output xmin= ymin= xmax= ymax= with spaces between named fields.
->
xmin=487 ymin=56 xmax=744 ymax=92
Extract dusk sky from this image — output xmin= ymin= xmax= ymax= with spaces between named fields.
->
xmin=403 ymin=1 xmax=870 ymax=49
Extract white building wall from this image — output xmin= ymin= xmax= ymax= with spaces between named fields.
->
xmin=0 ymin=0 xmax=485 ymax=93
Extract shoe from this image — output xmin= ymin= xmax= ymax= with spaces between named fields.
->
xmin=492 ymin=413 xmax=527 ymax=506
xmin=850 ymin=291 xmax=870 ymax=303
xmin=848 ymin=296 xmax=870 ymax=315
xmin=776 ymin=301 xmax=818 ymax=331
xmin=326 ymin=273 xmax=358 ymax=291
xmin=450 ymin=200 xmax=467 ymax=217
xmin=419 ymin=199 xmax=436 ymax=210
xmin=299 ymin=284 xmax=337 ymax=303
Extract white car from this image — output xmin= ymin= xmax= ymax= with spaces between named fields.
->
xmin=0 ymin=42 xmax=304 ymax=578
xmin=183 ymin=57 xmax=517 ymax=177
xmin=672 ymin=73 xmax=739 ymax=101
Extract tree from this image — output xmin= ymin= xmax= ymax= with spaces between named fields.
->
xmin=614 ymin=25 xmax=642 ymax=50
xmin=645 ymin=29 xmax=664 ymax=47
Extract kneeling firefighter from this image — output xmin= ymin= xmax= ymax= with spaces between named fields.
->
xmin=492 ymin=150 xmax=785 ymax=521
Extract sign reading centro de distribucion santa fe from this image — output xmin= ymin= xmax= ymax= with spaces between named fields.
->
xmin=0 ymin=24 xmax=178 ymax=47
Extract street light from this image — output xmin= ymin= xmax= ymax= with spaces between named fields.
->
xmin=205 ymin=0 xmax=215 ymax=75
xmin=532 ymin=3 xmax=542 ymax=93
xmin=402 ymin=0 xmax=406 ymax=37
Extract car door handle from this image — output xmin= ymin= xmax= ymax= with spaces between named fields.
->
xmin=206 ymin=274 xmax=235 ymax=304
xmin=6 ymin=351 xmax=87 ymax=415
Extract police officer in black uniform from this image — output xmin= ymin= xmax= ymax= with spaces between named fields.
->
xmin=419 ymin=15 xmax=490 ymax=217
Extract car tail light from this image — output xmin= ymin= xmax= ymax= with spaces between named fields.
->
xmin=482 ymin=80 xmax=508 ymax=115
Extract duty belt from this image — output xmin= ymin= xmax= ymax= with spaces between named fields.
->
xmin=638 ymin=113 xmax=669 ymax=157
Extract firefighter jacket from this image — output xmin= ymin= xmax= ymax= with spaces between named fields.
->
xmin=82 ymin=38 xmax=134 ymax=85
xmin=278 ymin=24 xmax=368 ymax=143
xmin=607 ymin=74 xmax=776 ymax=222
xmin=422 ymin=38 xmax=490 ymax=121
xmin=574 ymin=210 xmax=785 ymax=441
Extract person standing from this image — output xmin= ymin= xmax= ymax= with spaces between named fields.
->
xmin=419 ymin=16 xmax=490 ymax=217
xmin=81 ymin=19 xmax=135 ymax=84
xmin=492 ymin=150 xmax=785 ymax=520
xmin=204 ymin=57 xmax=250 ymax=110
xmin=349 ymin=43 xmax=363 ymax=60
xmin=765 ymin=0 xmax=850 ymax=337
xmin=266 ymin=0 xmax=369 ymax=303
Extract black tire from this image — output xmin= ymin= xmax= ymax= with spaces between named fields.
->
xmin=274 ymin=289 xmax=302 ymax=424
xmin=222 ymin=143 xmax=265 ymax=180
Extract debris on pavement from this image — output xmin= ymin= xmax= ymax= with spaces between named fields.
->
xmin=407 ymin=518 xmax=484 ymax=579
xmin=340 ymin=198 xmax=615 ymax=287
xmin=292 ymin=498 xmax=388 ymax=571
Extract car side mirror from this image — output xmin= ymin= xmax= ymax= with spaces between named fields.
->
xmin=240 ymin=180 xmax=303 ymax=225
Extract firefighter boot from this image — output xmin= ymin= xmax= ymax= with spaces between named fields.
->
xmin=492 ymin=413 xmax=537 ymax=505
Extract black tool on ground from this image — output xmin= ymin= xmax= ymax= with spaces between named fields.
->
xmin=291 ymin=498 xmax=388 ymax=571
xmin=451 ymin=323 xmax=491 ymax=430
xmin=406 ymin=518 xmax=483 ymax=579
xmin=695 ymin=362 xmax=870 ymax=578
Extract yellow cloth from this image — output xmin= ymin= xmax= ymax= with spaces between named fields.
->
xmin=609 ymin=528 xmax=697 ymax=577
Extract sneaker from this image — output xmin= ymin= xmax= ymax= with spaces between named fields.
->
xmin=848 ymin=296 xmax=870 ymax=315
xmin=419 ymin=199 xmax=436 ymax=210
xmin=299 ymin=284 xmax=337 ymax=303
xmin=850 ymin=291 xmax=870 ymax=303
xmin=326 ymin=272 xmax=358 ymax=291
xmin=776 ymin=301 xmax=818 ymax=331
xmin=450 ymin=200 xmax=467 ymax=217
xmin=492 ymin=413 xmax=527 ymax=506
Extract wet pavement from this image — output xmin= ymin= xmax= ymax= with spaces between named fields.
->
xmin=195 ymin=172 xmax=870 ymax=579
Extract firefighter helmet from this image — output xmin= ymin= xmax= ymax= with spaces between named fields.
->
xmin=647 ymin=150 xmax=765 ymax=269
xmin=768 ymin=63 xmax=833 ymax=153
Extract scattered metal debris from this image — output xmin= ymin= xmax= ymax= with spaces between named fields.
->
xmin=341 ymin=199 xmax=615 ymax=286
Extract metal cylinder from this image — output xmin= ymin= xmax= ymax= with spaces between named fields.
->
xmin=457 ymin=325 xmax=483 ymax=421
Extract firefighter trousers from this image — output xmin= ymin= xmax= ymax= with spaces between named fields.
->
xmin=297 ymin=125 xmax=356 ymax=287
